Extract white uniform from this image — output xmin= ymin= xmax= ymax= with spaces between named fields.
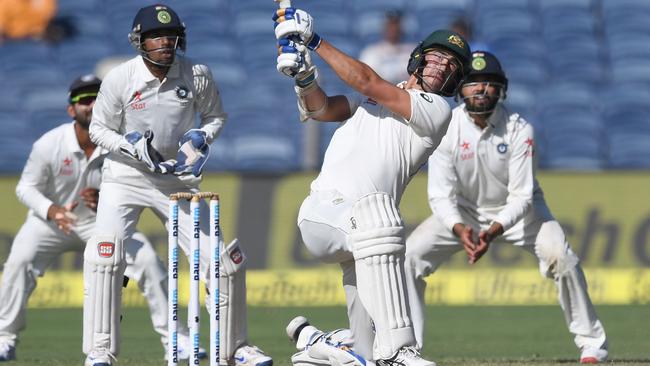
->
xmin=297 ymin=86 xmax=451 ymax=360
xmin=87 ymin=55 xmax=249 ymax=363
xmin=405 ymin=103 xmax=607 ymax=354
xmin=0 ymin=122 xmax=168 ymax=347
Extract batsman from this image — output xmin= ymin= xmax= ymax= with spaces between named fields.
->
xmin=83 ymin=4 xmax=271 ymax=366
xmin=273 ymin=4 xmax=471 ymax=366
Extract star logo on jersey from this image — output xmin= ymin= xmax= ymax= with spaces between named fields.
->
xmin=460 ymin=141 xmax=474 ymax=160
xmin=461 ymin=141 xmax=471 ymax=151
xmin=60 ymin=157 xmax=73 ymax=176
xmin=525 ymin=137 xmax=534 ymax=147
xmin=63 ymin=157 xmax=72 ymax=166
xmin=525 ymin=137 xmax=534 ymax=157
xmin=130 ymin=91 xmax=146 ymax=111
xmin=132 ymin=91 xmax=142 ymax=102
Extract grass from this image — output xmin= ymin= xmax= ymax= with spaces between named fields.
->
xmin=8 ymin=305 xmax=650 ymax=365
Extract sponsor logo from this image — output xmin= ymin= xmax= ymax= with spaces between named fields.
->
xmin=525 ymin=137 xmax=534 ymax=157
xmin=230 ymin=247 xmax=244 ymax=264
xmin=460 ymin=141 xmax=474 ymax=160
xmin=60 ymin=157 xmax=74 ymax=176
xmin=365 ymin=97 xmax=377 ymax=105
xmin=497 ymin=143 xmax=508 ymax=154
xmin=130 ymin=91 xmax=146 ymax=111
xmin=420 ymin=93 xmax=433 ymax=103
xmin=98 ymin=242 xmax=115 ymax=258
xmin=350 ymin=217 xmax=357 ymax=230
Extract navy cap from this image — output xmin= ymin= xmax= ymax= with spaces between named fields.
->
xmin=131 ymin=4 xmax=183 ymax=35
xmin=468 ymin=51 xmax=506 ymax=81
xmin=69 ymin=74 xmax=101 ymax=103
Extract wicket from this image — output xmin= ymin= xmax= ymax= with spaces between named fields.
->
xmin=168 ymin=192 xmax=221 ymax=366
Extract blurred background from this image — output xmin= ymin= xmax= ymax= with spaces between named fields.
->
xmin=0 ymin=0 xmax=649 ymax=306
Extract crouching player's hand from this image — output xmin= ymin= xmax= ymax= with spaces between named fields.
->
xmin=159 ymin=129 xmax=210 ymax=177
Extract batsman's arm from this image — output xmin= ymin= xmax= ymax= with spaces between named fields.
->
xmin=15 ymin=140 xmax=55 ymax=220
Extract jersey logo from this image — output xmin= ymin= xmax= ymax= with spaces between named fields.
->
xmin=59 ymin=157 xmax=74 ymax=176
xmin=497 ymin=143 xmax=508 ymax=154
xmin=525 ymin=137 xmax=534 ymax=157
xmin=460 ymin=141 xmax=474 ymax=161
xmin=175 ymin=85 xmax=189 ymax=99
xmin=420 ymin=93 xmax=433 ymax=103
xmin=364 ymin=97 xmax=377 ymax=105
xmin=98 ymin=242 xmax=115 ymax=258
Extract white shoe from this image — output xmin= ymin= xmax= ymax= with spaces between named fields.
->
xmin=84 ymin=348 xmax=115 ymax=366
xmin=234 ymin=345 xmax=273 ymax=366
xmin=376 ymin=347 xmax=435 ymax=366
xmin=0 ymin=342 xmax=16 ymax=362
xmin=175 ymin=333 xmax=207 ymax=360
xmin=580 ymin=347 xmax=608 ymax=364
xmin=286 ymin=316 xmax=324 ymax=351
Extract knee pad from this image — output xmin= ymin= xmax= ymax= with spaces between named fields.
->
xmin=349 ymin=193 xmax=413 ymax=359
xmin=83 ymin=234 xmax=125 ymax=355
xmin=534 ymin=221 xmax=579 ymax=278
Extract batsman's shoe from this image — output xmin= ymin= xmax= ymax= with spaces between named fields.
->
xmin=287 ymin=316 xmax=324 ymax=351
xmin=376 ymin=347 xmax=435 ymax=366
xmin=84 ymin=348 xmax=115 ymax=366
xmin=175 ymin=334 xmax=207 ymax=360
xmin=0 ymin=342 xmax=16 ymax=362
xmin=580 ymin=348 xmax=608 ymax=364
xmin=234 ymin=345 xmax=273 ymax=366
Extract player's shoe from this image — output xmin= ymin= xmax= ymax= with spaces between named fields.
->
xmin=287 ymin=315 xmax=323 ymax=351
xmin=580 ymin=347 xmax=608 ymax=364
xmin=376 ymin=347 xmax=435 ymax=366
xmin=234 ymin=345 xmax=273 ymax=366
xmin=0 ymin=342 xmax=16 ymax=362
xmin=84 ymin=348 xmax=115 ymax=366
xmin=175 ymin=333 xmax=207 ymax=360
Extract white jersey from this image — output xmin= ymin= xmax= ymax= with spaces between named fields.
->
xmin=89 ymin=55 xmax=226 ymax=180
xmin=16 ymin=122 xmax=105 ymax=224
xmin=427 ymin=103 xmax=548 ymax=232
xmin=312 ymin=87 xmax=451 ymax=204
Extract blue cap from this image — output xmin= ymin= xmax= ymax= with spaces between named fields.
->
xmin=131 ymin=4 xmax=183 ymax=35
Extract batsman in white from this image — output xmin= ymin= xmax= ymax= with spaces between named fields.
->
xmin=0 ymin=75 xmax=180 ymax=362
xmin=84 ymin=4 xmax=272 ymax=366
xmin=273 ymin=7 xmax=471 ymax=366
xmin=404 ymin=51 xmax=608 ymax=364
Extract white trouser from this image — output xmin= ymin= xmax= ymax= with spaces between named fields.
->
xmin=298 ymin=190 xmax=414 ymax=360
xmin=0 ymin=215 xmax=167 ymax=346
xmin=87 ymin=176 xmax=248 ymax=358
xmin=404 ymin=209 xmax=608 ymax=353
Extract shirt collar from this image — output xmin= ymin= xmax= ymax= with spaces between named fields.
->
xmin=136 ymin=55 xmax=180 ymax=82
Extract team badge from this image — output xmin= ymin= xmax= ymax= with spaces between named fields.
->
xmin=497 ymin=143 xmax=508 ymax=154
xmin=98 ymin=242 xmax=115 ymax=258
xmin=175 ymin=86 xmax=189 ymax=99
xmin=420 ymin=93 xmax=433 ymax=103
xmin=157 ymin=10 xmax=171 ymax=24
xmin=447 ymin=35 xmax=465 ymax=49
xmin=472 ymin=57 xmax=486 ymax=71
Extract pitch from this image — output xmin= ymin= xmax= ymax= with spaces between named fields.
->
xmin=10 ymin=305 xmax=649 ymax=365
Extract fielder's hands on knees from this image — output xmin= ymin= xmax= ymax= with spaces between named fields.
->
xmin=80 ymin=188 xmax=99 ymax=211
xmin=273 ymin=7 xmax=322 ymax=50
xmin=118 ymin=130 xmax=168 ymax=173
xmin=47 ymin=202 xmax=78 ymax=235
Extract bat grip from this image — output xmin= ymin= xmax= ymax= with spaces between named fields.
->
xmin=276 ymin=0 xmax=292 ymax=8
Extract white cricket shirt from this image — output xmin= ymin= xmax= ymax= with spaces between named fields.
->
xmin=427 ymin=103 xmax=542 ymax=232
xmin=16 ymin=122 xmax=105 ymax=223
xmin=89 ymin=55 xmax=226 ymax=174
xmin=312 ymin=87 xmax=451 ymax=204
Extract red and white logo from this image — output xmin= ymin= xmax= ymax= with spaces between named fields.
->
xmin=230 ymin=247 xmax=244 ymax=264
xmin=98 ymin=242 xmax=115 ymax=258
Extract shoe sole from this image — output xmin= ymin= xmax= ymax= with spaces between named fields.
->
xmin=580 ymin=357 xmax=601 ymax=364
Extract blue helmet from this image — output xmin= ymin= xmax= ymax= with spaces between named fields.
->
xmin=128 ymin=4 xmax=186 ymax=55
xmin=460 ymin=51 xmax=508 ymax=115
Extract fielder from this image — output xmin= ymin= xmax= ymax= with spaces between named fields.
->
xmin=274 ymin=7 xmax=471 ymax=366
xmin=84 ymin=4 xmax=272 ymax=366
xmin=404 ymin=51 xmax=608 ymax=364
xmin=0 ymin=75 xmax=192 ymax=362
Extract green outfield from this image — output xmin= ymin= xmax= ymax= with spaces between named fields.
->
xmin=8 ymin=305 xmax=649 ymax=365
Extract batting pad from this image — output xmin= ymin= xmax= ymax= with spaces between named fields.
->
xmin=83 ymin=234 xmax=125 ymax=355
xmin=350 ymin=193 xmax=414 ymax=359
xmin=216 ymin=239 xmax=248 ymax=363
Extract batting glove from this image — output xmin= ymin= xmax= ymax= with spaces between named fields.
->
xmin=273 ymin=8 xmax=322 ymax=51
xmin=119 ymin=130 xmax=168 ymax=173
xmin=165 ymin=129 xmax=210 ymax=177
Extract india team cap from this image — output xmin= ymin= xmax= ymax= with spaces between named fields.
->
xmin=68 ymin=74 xmax=101 ymax=104
xmin=132 ymin=4 xmax=184 ymax=34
